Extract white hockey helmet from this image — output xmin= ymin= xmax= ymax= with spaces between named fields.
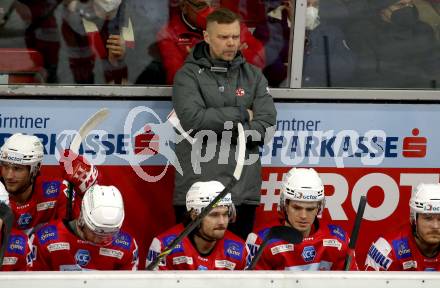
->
xmin=0 ymin=133 xmax=44 ymax=177
xmin=409 ymin=183 xmax=440 ymax=224
xmin=79 ymin=184 xmax=125 ymax=240
xmin=280 ymin=168 xmax=325 ymax=215
xmin=186 ymin=181 xmax=235 ymax=219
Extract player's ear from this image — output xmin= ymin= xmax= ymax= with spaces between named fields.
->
xmin=203 ymin=30 xmax=210 ymax=45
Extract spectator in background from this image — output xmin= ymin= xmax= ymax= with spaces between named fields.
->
xmin=365 ymin=183 xmax=440 ymax=271
xmin=414 ymin=0 xmax=440 ymax=42
xmin=61 ymin=0 xmax=134 ymax=84
xmin=11 ymin=0 xmax=61 ymax=83
xmin=157 ymin=0 xmax=265 ymax=85
xmin=253 ymin=0 xmax=355 ymax=87
xmin=349 ymin=0 xmax=440 ymax=88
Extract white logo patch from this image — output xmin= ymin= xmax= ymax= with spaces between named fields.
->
xmin=323 ymin=239 xmax=342 ymax=250
xmin=2 ymin=257 xmax=18 ymax=265
xmin=215 ymin=259 xmax=236 ymax=270
xmin=172 ymin=256 xmax=193 ymax=265
xmin=36 ymin=201 xmax=56 ymax=211
xmin=270 ymin=244 xmax=294 ymax=255
xmin=47 ymin=242 xmax=70 ymax=252
xmin=99 ymin=248 xmax=124 ymax=259
xmin=403 ymin=260 xmax=417 ymax=270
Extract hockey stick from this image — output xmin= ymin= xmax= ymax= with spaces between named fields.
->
xmin=63 ymin=108 xmax=110 ymax=220
xmin=344 ymin=195 xmax=367 ymax=271
xmin=0 ymin=202 xmax=13 ymax=269
xmin=146 ymin=122 xmax=246 ymax=270
xmin=246 ymin=225 xmax=303 ymax=270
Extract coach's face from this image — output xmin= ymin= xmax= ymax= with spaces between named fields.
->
xmin=204 ymin=20 xmax=240 ymax=61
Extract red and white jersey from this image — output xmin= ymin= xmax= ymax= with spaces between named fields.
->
xmin=364 ymin=224 xmax=440 ymax=271
xmin=1 ymin=228 xmax=33 ymax=271
xmin=9 ymin=175 xmax=80 ymax=235
xmin=31 ymin=221 xmax=138 ymax=271
xmin=246 ymin=223 xmax=358 ymax=270
xmin=146 ymin=224 xmax=247 ymax=270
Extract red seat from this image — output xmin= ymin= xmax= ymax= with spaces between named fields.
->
xmin=0 ymin=48 xmax=46 ymax=84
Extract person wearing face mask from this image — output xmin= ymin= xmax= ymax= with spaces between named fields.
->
xmin=349 ymin=0 xmax=440 ymax=88
xmin=253 ymin=0 xmax=355 ymax=87
xmin=157 ymin=0 xmax=265 ymax=85
xmin=61 ymin=0 xmax=134 ymax=84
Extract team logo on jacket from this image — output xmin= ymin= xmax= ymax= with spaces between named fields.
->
xmin=235 ymin=88 xmax=245 ymax=97
xmin=7 ymin=235 xmax=26 ymax=255
xmin=75 ymin=249 xmax=91 ymax=267
xmin=43 ymin=181 xmax=60 ymax=198
xmin=328 ymin=225 xmax=346 ymax=241
xmin=17 ymin=213 xmax=32 ymax=229
xmin=301 ymin=246 xmax=316 ymax=262
xmin=113 ymin=232 xmax=131 ymax=250
xmin=224 ymin=240 xmax=243 ymax=260
xmin=37 ymin=225 xmax=58 ymax=244
xmin=392 ymin=238 xmax=411 ymax=260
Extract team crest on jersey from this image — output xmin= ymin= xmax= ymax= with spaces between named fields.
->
xmin=113 ymin=232 xmax=131 ymax=250
xmin=392 ymin=238 xmax=411 ymax=260
xmin=162 ymin=235 xmax=184 ymax=254
xmin=75 ymin=249 xmax=91 ymax=267
xmin=301 ymin=246 xmax=316 ymax=262
xmin=43 ymin=181 xmax=61 ymax=198
xmin=224 ymin=239 xmax=243 ymax=260
xmin=17 ymin=213 xmax=32 ymax=229
xmin=7 ymin=235 xmax=26 ymax=255
xmin=328 ymin=225 xmax=346 ymax=241
xmin=37 ymin=225 xmax=58 ymax=244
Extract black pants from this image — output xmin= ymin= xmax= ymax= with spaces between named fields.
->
xmin=173 ymin=204 xmax=257 ymax=241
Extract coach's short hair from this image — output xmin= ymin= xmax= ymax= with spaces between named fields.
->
xmin=206 ymin=7 xmax=241 ymax=26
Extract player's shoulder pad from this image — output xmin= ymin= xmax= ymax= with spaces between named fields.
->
xmin=113 ymin=231 xmax=133 ymax=250
xmin=36 ymin=224 xmax=59 ymax=245
xmin=327 ymin=224 xmax=347 ymax=242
